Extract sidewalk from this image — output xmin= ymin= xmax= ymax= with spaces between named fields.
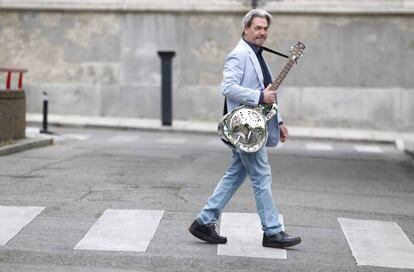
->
xmin=0 ymin=130 xmax=53 ymax=156
xmin=26 ymin=113 xmax=414 ymax=155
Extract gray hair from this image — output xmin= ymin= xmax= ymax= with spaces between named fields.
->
xmin=241 ymin=9 xmax=272 ymax=36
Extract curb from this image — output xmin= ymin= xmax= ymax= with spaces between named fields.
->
xmin=0 ymin=137 xmax=54 ymax=156
xmin=26 ymin=113 xmax=217 ymax=135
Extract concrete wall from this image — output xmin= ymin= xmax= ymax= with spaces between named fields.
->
xmin=0 ymin=91 xmax=26 ymax=141
xmin=0 ymin=0 xmax=413 ymax=130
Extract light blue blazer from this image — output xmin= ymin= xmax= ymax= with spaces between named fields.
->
xmin=221 ymin=39 xmax=283 ymax=147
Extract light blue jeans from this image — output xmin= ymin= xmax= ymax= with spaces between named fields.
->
xmin=197 ymin=147 xmax=283 ymax=236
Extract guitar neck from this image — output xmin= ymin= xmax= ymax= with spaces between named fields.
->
xmin=271 ymin=59 xmax=295 ymax=91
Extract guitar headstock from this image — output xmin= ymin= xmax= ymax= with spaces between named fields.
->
xmin=290 ymin=41 xmax=305 ymax=62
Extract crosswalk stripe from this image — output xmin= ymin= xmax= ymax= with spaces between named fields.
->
xmin=107 ymin=135 xmax=139 ymax=143
xmin=0 ymin=206 xmax=44 ymax=246
xmin=74 ymin=209 xmax=164 ymax=252
xmin=276 ymin=142 xmax=285 ymax=149
xmin=338 ymin=218 xmax=414 ymax=269
xmin=65 ymin=134 xmax=91 ymax=141
xmin=158 ymin=137 xmax=187 ymax=144
xmin=395 ymin=139 xmax=405 ymax=151
xmin=218 ymin=212 xmax=286 ymax=259
xmin=353 ymin=145 xmax=383 ymax=153
xmin=207 ymin=140 xmax=232 ymax=150
xmin=25 ymin=127 xmax=40 ymax=137
xmin=305 ymin=143 xmax=333 ymax=151
xmin=207 ymin=139 xmax=223 ymax=146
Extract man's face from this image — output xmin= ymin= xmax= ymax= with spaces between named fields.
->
xmin=243 ymin=17 xmax=269 ymax=47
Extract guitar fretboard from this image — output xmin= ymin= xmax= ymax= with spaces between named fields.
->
xmin=270 ymin=58 xmax=295 ymax=91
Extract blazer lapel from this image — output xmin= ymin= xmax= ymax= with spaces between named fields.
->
xmin=264 ymin=60 xmax=274 ymax=81
xmin=238 ymin=39 xmax=264 ymax=89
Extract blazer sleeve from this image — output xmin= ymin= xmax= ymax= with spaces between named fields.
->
xmin=221 ymin=51 xmax=261 ymax=106
xmin=277 ymin=110 xmax=283 ymax=124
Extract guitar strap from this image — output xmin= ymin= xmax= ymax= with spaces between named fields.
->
xmin=261 ymin=46 xmax=289 ymax=59
xmin=223 ymin=99 xmax=228 ymax=115
xmin=222 ymin=46 xmax=288 ymax=116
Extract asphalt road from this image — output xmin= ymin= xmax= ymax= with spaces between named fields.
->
xmin=0 ymin=127 xmax=413 ymax=272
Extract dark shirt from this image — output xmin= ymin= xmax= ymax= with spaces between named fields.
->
xmin=244 ymin=39 xmax=272 ymax=104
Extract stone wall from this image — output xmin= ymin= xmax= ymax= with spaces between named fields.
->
xmin=0 ymin=0 xmax=413 ymax=130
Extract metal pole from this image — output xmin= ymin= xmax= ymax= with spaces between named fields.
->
xmin=40 ymin=91 xmax=49 ymax=133
xmin=252 ymin=0 xmax=258 ymax=8
xmin=158 ymin=51 xmax=175 ymax=126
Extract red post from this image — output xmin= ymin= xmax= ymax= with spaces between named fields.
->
xmin=6 ymin=71 xmax=11 ymax=90
xmin=18 ymin=72 xmax=23 ymax=89
xmin=0 ymin=68 xmax=28 ymax=91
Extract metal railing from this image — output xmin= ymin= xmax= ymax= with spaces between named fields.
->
xmin=0 ymin=68 xmax=28 ymax=91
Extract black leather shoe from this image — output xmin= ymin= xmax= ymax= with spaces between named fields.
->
xmin=188 ymin=220 xmax=227 ymax=244
xmin=262 ymin=231 xmax=301 ymax=248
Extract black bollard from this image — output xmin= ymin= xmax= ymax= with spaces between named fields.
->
xmin=251 ymin=0 xmax=258 ymax=8
xmin=158 ymin=51 xmax=175 ymax=126
xmin=39 ymin=91 xmax=48 ymax=133
xmin=39 ymin=91 xmax=54 ymax=134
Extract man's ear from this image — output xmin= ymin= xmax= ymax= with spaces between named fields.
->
xmin=243 ymin=26 xmax=248 ymax=36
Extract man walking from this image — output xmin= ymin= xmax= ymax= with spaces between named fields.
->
xmin=189 ymin=9 xmax=301 ymax=249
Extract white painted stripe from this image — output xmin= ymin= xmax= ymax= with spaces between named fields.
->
xmin=25 ymin=127 xmax=39 ymax=133
xmin=0 ymin=206 xmax=44 ymax=245
xmin=266 ymin=143 xmax=285 ymax=154
xmin=108 ymin=135 xmax=139 ymax=143
xmin=395 ymin=139 xmax=405 ymax=151
xmin=65 ymin=134 xmax=90 ymax=141
xmin=158 ymin=137 xmax=186 ymax=144
xmin=75 ymin=209 xmax=164 ymax=252
xmin=353 ymin=145 xmax=383 ymax=153
xmin=218 ymin=212 xmax=286 ymax=259
xmin=25 ymin=127 xmax=40 ymax=137
xmin=306 ymin=143 xmax=333 ymax=151
xmin=276 ymin=142 xmax=285 ymax=149
xmin=338 ymin=218 xmax=414 ymax=269
xmin=207 ymin=139 xmax=222 ymax=146
xmin=207 ymin=140 xmax=230 ymax=150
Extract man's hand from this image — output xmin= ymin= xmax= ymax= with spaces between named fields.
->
xmin=263 ymin=84 xmax=277 ymax=104
xmin=280 ymin=124 xmax=289 ymax=142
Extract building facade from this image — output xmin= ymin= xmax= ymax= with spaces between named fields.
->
xmin=0 ymin=0 xmax=413 ymax=130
